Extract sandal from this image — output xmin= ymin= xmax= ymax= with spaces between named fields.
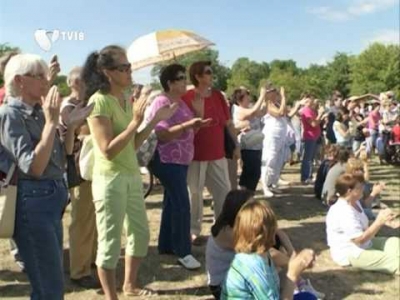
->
xmin=123 ymin=288 xmax=158 ymax=297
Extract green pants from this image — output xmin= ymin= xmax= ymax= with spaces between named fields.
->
xmin=92 ymin=172 xmax=150 ymax=269
xmin=349 ymin=237 xmax=400 ymax=275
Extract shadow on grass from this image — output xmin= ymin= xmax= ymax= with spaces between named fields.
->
xmin=306 ymin=268 xmax=394 ymax=300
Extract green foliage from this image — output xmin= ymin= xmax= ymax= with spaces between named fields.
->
xmin=53 ymin=75 xmax=70 ymax=97
xmin=0 ymin=43 xmax=20 ymax=86
xmin=325 ymin=53 xmax=353 ymax=98
xmin=350 ymin=43 xmax=400 ymax=98
xmin=226 ymin=58 xmax=269 ymax=97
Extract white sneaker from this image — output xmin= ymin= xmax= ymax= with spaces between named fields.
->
xmin=270 ymin=185 xmax=283 ymax=194
xmin=263 ymin=188 xmax=274 ymax=198
xmin=299 ymin=279 xmax=325 ymax=299
xmin=277 ymin=178 xmax=290 ymax=186
xmin=140 ymin=167 xmax=149 ymax=175
xmin=178 ymin=254 xmax=201 ymax=270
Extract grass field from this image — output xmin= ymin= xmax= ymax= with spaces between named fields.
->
xmin=0 ymin=159 xmax=399 ymax=299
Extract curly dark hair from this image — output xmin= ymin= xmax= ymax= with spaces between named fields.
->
xmin=159 ymin=63 xmax=186 ymax=92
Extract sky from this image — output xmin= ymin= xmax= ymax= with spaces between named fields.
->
xmin=1 ymin=0 xmax=399 ymax=84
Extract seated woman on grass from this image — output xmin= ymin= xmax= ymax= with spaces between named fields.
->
xmin=345 ymin=157 xmax=384 ymax=220
xmin=207 ymin=193 xmax=321 ymax=299
xmin=326 ymin=173 xmax=400 ymax=275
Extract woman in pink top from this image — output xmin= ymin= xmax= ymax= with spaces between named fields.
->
xmin=147 ymin=64 xmax=211 ymax=270
xmin=300 ymin=97 xmax=325 ymax=183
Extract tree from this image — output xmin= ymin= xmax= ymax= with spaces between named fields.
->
xmin=0 ymin=43 xmax=20 ymax=86
xmin=302 ymin=64 xmax=330 ymax=99
xmin=53 ymin=75 xmax=70 ymax=97
xmin=325 ymin=53 xmax=353 ymax=98
xmin=350 ymin=43 xmax=400 ymax=97
xmin=226 ymin=58 xmax=269 ymax=96
xmin=269 ymin=59 xmax=299 ymax=75
xmin=151 ymin=49 xmax=231 ymax=91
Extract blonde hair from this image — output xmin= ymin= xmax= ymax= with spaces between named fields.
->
xmin=233 ymin=200 xmax=277 ymax=254
xmin=4 ymin=54 xmax=48 ymax=97
xmin=346 ymin=158 xmax=363 ymax=173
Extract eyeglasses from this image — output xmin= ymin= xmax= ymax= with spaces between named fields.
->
xmin=173 ymin=75 xmax=187 ymax=81
xmin=109 ymin=63 xmax=131 ymax=73
xmin=23 ymin=73 xmax=47 ymax=80
xmin=203 ymin=69 xmax=213 ymax=75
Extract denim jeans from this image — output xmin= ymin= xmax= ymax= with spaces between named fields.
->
xmin=149 ymin=151 xmax=191 ymax=257
xmin=301 ymin=139 xmax=318 ymax=182
xmin=13 ymin=179 xmax=68 ymax=300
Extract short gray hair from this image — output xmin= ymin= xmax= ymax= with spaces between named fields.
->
xmin=4 ymin=54 xmax=49 ymax=97
xmin=67 ymin=66 xmax=82 ymax=87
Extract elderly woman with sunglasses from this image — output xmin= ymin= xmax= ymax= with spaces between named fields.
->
xmin=147 ymin=64 xmax=211 ymax=269
xmin=0 ymin=54 xmax=92 ymax=299
xmin=82 ymin=45 xmax=177 ymax=299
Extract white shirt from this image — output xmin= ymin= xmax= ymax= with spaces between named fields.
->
xmin=326 ymin=198 xmax=372 ymax=266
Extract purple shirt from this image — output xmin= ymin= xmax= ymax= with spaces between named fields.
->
xmin=147 ymin=95 xmax=194 ymax=165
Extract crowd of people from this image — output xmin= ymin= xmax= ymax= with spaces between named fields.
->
xmin=0 ymin=46 xmax=399 ymax=300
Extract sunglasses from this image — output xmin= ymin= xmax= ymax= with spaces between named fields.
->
xmin=109 ymin=63 xmax=131 ymax=73
xmin=203 ymin=69 xmax=213 ymax=75
xmin=173 ymin=75 xmax=187 ymax=81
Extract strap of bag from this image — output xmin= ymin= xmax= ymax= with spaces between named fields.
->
xmin=3 ymin=163 xmax=16 ymax=187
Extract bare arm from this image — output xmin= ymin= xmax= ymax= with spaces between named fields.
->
xmin=287 ymin=102 xmax=302 ymax=119
xmin=89 ymin=116 xmax=141 ymax=160
xmin=236 ymin=93 xmax=266 ymax=121
xmin=351 ymin=219 xmax=384 ymax=246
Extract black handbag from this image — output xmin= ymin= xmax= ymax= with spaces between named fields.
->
xmin=224 ymin=127 xmax=236 ymax=159
xmin=66 ymin=154 xmax=84 ymax=188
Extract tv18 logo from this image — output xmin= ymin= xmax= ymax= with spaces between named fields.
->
xmin=34 ymin=29 xmax=85 ymax=52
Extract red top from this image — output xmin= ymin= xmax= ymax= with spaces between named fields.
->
xmin=182 ymin=89 xmax=230 ymax=161
xmin=301 ymin=106 xmax=321 ymax=141
xmin=392 ymin=124 xmax=400 ymax=144
xmin=0 ymin=86 xmax=6 ymax=106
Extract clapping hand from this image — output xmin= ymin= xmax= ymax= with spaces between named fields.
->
xmin=66 ymin=102 xmax=94 ymax=128
xmin=42 ymin=86 xmax=62 ymax=125
xmin=377 ymin=208 xmax=396 ymax=225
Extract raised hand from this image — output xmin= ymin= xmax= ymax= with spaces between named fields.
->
xmin=376 ymin=208 xmax=396 ymax=225
xmin=66 ymin=102 xmax=94 ymax=128
xmin=42 ymin=86 xmax=62 ymax=125
xmin=371 ymin=182 xmax=385 ymax=196
xmin=132 ymin=94 xmax=148 ymax=124
xmin=280 ymin=86 xmax=286 ymax=99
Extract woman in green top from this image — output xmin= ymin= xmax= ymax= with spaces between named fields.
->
xmin=82 ymin=45 xmax=177 ymax=299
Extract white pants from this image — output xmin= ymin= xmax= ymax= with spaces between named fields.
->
xmin=187 ymin=158 xmax=231 ymax=236
xmin=261 ymin=117 xmax=287 ymax=193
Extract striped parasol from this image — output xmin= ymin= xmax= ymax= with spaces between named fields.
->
xmin=127 ymin=29 xmax=214 ymax=70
